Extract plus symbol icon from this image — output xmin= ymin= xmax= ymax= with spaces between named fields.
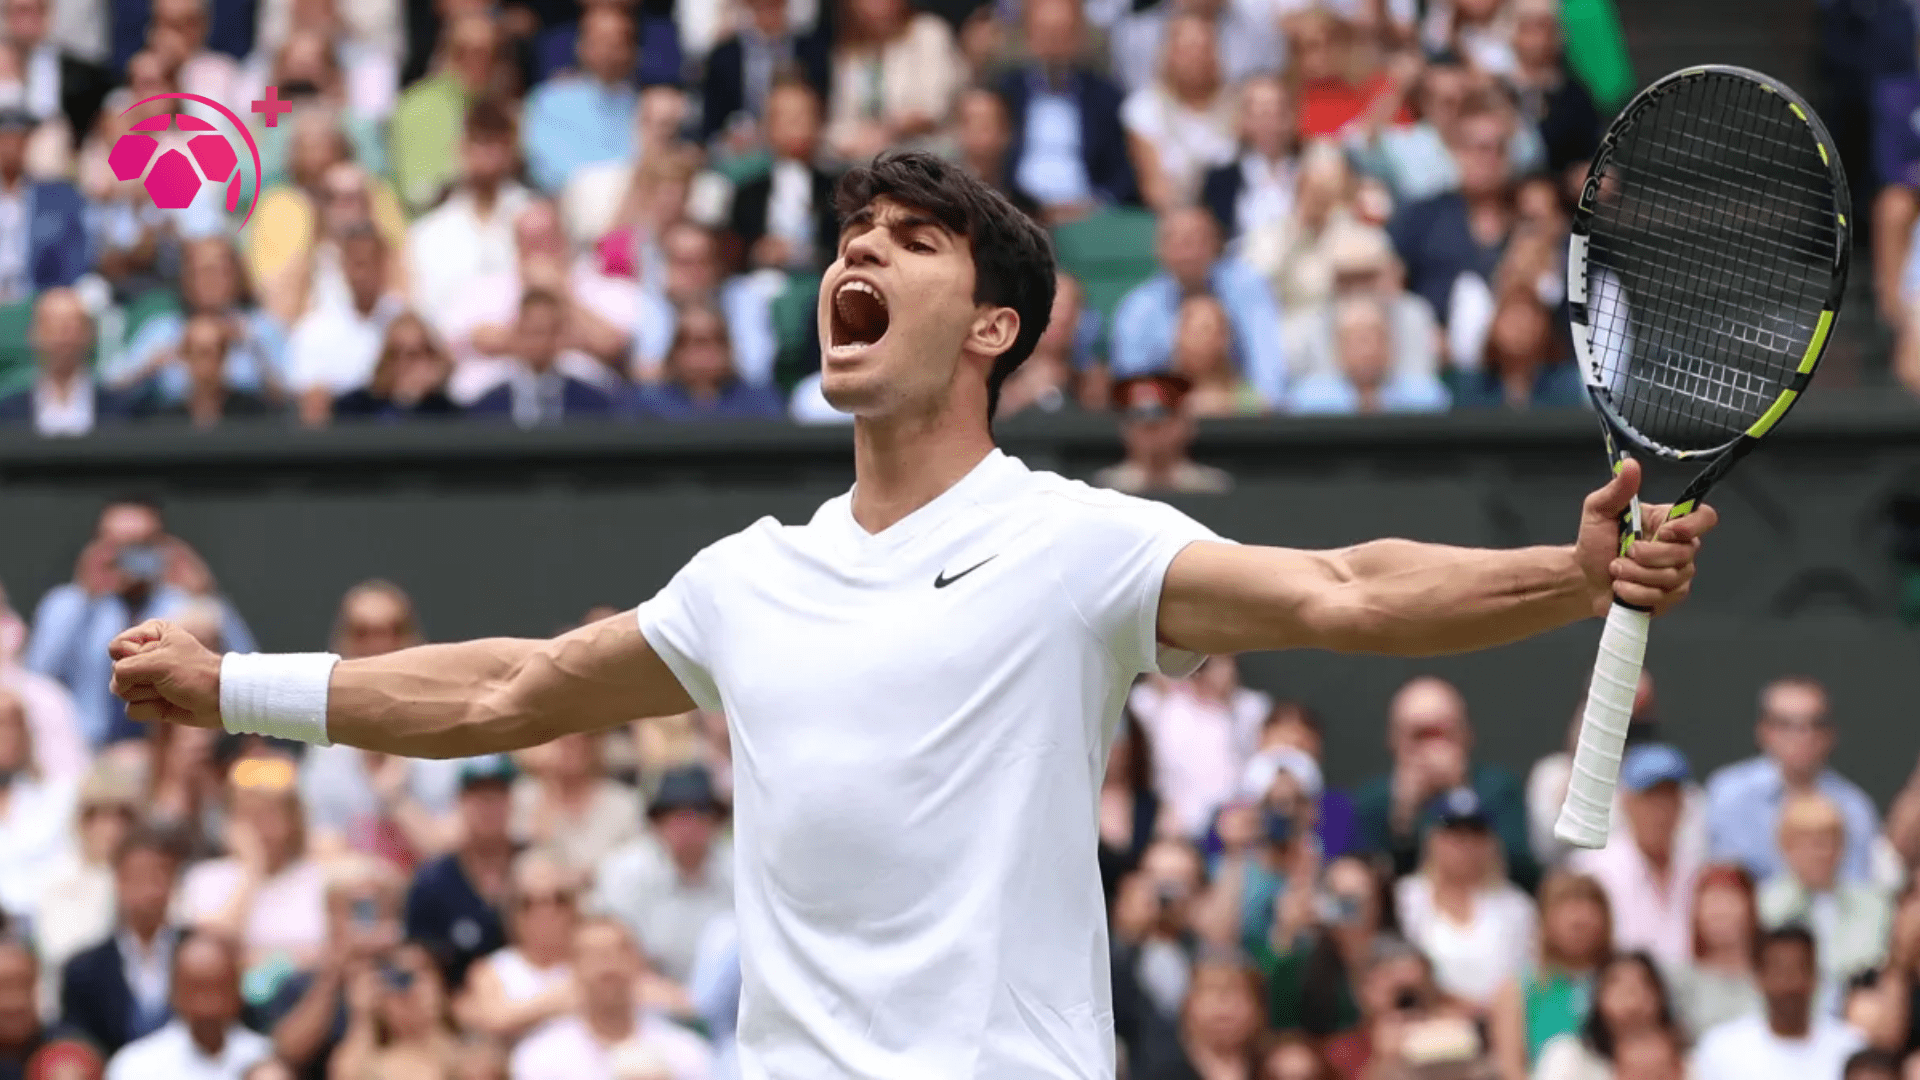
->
xmin=250 ymin=85 xmax=292 ymax=127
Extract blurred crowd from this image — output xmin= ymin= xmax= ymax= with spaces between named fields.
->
xmin=0 ymin=0 xmax=1641 ymax=456
xmin=1 ymin=499 xmax=1919 ymax=1080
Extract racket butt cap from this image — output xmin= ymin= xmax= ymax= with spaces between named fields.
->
xmin=1553 ymin=808 xmax=1611 ymax=849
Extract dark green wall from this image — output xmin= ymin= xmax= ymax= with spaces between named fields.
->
xmin=4 ymin=400 xmax=1918 ymax=799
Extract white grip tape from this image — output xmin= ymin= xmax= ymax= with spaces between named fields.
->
xmin=219 ymin=652 xmax=340 ymax=746
xmin=1553 ymin=603 xmax=1651 ymax=849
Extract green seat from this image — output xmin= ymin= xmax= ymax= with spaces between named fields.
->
xmin=770 ymin=272 xmax=822 ymax=394
xmin=713 ymin=150 xmax=773 ymax=186
xmin=120 ymin=287 xmax=182 ymax=347
xmin=1051 ymin=207 xmax=1159 ymax=329
xmin=0 ymin=296 xmax=37 ymax=398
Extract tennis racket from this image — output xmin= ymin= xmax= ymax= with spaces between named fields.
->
xmin=1552 ymin=65 xmax=1851 ymax=849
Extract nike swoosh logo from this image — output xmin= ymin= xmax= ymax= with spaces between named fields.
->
xmin=934 ymin=556 xmax=997 ymax=589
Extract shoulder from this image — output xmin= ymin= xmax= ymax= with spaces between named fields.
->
xmin=1115 ymin=273 xmax=1171 ymax=314
xmin=1703 ymin=756 xmax=1768 ymax=799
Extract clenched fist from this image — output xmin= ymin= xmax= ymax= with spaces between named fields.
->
xmin=109 ymin=619 xmax=222 ymax=728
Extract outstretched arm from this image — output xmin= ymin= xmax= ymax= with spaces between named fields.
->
xmin=1159 ymin=459 xmax=1717 ymax=657
xmin=108 ymin=611 xmax=697 ymax=758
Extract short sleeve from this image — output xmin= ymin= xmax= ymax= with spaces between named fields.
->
xmin=1049 ymin=490 xmax=1227 ymax=678
xmin=635 ymin=551 xmax=727 ymax=716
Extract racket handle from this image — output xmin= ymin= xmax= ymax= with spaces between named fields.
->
xmin=1553 ymin=602 xmax=1652 ymax=849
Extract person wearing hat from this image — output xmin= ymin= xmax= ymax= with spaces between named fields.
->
xmin=1212 ymin=746 xmax=1322 ymax=955
xmin=1566 ymin=743 xmax=1704 ymax=968
xmin=592 ymin=765 xmax=732 ymax=988
xmin=0 ymin=104 xmax=88 ymax=302
xmin=1394 ymin=786 xmax=1537 ymax=1008
xmin=402 ymin=754 xmax=517 ymax=991
xmin=33 ymin=762 xmax=145 ymax=998
xmin=1092 ymin=373 xmax=1233 ymax=495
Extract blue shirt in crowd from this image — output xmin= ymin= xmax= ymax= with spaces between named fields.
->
xmin=1705 ymin=755 xmax=1882 ymax=884
xmin=521 ymin=76 xmax=638 ymax=194
xmin=1109 ymin=260 xmax=1288 ymax=405
xmin=1287 ymin=372 xmax=1452 ymax=415
xmin=1014 ymin=78 xmax=1094 ymax=207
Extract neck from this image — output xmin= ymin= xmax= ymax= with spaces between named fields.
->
xmin=463 ymin=835 xmax=512 ymax=864
xmin=1170 ymin=82 xmax=1215 ymax=110
xmin=547 ymin=772 xmax=592 ymax=801
xmin=1174 ymin=272 xmax=1210 ymax=297
xmin=670 ymin=847 xmax=706 ymax=879
xmin=188 ymin=1022 xmax=226 ymax=1056
xmin=849 ymin=410 xmax=995 ymax=534
xmin=584 ymin=1000 xmax=635 ymax=1042
xmin=188 ymin=383 xmax=226 ymax=418
xmin=41 ymin=365 xmax=82 ymax=395
xmin=1781 ymin=768 xmax=1819 ymax=791
xmin=1432 ymin=877 xmax=1477 ymax=914
xmin=1640 ymin=842 xmax=1672 ymax=872
xmin=125 ymin=919 xmax=163 ymax=946
xmin=353 ymin=291 xmax=381 ymax=316
xmin=470 ymin=179 xmax=499 ymax=212
xmin=1700 ymin=941 xmax=1750 ymax=971
xmin=1354 ymin=383 xmax=1382 ymax=412
xmin=1499 ymin=364 xmax=1537 ymax=405
xmin=679 ymin=374 xmax=727 ymax=403
xmin=1769 ymin=1008 xmax=1810 ymax=1039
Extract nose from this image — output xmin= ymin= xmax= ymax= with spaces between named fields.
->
xmin=839 ymin=227 xmax=891 ymax=270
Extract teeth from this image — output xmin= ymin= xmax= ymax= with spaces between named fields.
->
xmin=837 ymin=280 xmax=885 ymax=307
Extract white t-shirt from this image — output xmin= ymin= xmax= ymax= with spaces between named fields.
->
xmin=636 ymin=448 xmax=1223 ymax=1080
xmin=1691 ymin=1013 xmax=1863 ymax=1080
xmin=105 ymin=1020 xmax=273 ymax=1080
xmin=1393 ymin=873 xmax=1538 ymax=1007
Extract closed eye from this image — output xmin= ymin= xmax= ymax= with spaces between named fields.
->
xmin=906 ymin=240 xmax=934 ymax=254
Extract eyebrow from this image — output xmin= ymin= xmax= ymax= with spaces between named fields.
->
xmin=839 ymin=208 xmax=952 ymax=243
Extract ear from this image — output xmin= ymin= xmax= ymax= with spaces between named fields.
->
xmin=966 ymin=305 xmax=1020 ymax=360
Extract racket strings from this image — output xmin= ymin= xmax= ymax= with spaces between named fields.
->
xmin=1584 ymin=73 xmax=1838 ymax=454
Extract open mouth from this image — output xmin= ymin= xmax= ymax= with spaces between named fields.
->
xmin=828 ymin=279 xmax=890 ymax=356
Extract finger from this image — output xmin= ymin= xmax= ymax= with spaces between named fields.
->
xmin=1621 ymin=538 xmax=1700 ymax=570
xmin=1584 ymin=458 xmax=1643 ymax=521
xmin=1654 ymin=503 xmax=1720 ymax=542
xmin=1614 ymin=580 xmax=1682 ymax=611
xmin=1610 ymin=561 xmax=1693 ymax=591
xmin=108 ymin=621 xmax=167 ymax=659
xmin=127 ymin=700 xmax=169 ymax=724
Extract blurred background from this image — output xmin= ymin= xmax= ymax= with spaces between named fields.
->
xmin=2 ymin=0 xmax=1920 ymax=1077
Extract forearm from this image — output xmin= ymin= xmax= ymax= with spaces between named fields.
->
xmin=274 ymin=973 xmax=344 ymax=1066
xmin=324 ymin=638 xmax=557 ymax=758
xmin=201 ymin=871 xmax=261 ymax=939
xmin=327 ymin=1018 xmax=377 ymax=1080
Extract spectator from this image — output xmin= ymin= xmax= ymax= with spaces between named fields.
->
xmin=285 ymin=226 xmax=405 ymax=426
xmin=1108 ymin=0 xmax=1278 ymax=99
xmin=531 ymin=0 xmax=683 ymax=88
xmin=76 ymin=56 xmax=210 ymax=302
xmin=1846 ymin=1051 xmax=1903 ymax=1080
xmin=0 ymin=288 xmax=126 ymax=437
xmin=1506 ymin=0 xmax=1600 ymax=187
xmin=1417 ymin=0 xmax=1516 ymax=79
xmin=0 ymin=689 xmax=77 ymax=920
xmin=1216 ymin=748 xmax=1325 ymax=956
xmin=1387 ymin=95 xmax=1518 ymax=337
xmin=636 ymin=221 xmax=777 ymax=387
xmin=722 ymin=80 xmax=838 ymax=275
xmin=1121 ymin=13 xmax=1234 ymax=213
xmin=1533 ymin=952 xmax=1681 ymax=1080
xmin=563 ymin=85 xmax=696 ymax=252
xmin=506 ymin=918 xmax=712 ymax=1080
xmin=1568 ymin=744 xmax=1705 ymax=969
xmin=328 ymin=941 xmax=460 ymax=1080
xmin=1093 ymin=373 xmax=1233 ymax=495
xmin=511 ymin=732 xmax=643 ymax=873
xmin=144 ymin=313 xmax=279 ymax=428
xmin=1126 ymin=952 xmax=1266 ymax=1080
xmin=32 ymin=763 xmax=142 ymax=986
xmin=1393 ymin=787 xmax=1537 ymax=1008
xmin=0 ymin=936 xmax=50 ymax=1078
xmin=24 ymin=1039 xmax=104 ymax=1080
xmin=406 ymin=101 xmax=533 ymax=345
xmin=1286 ymin=293 xmax=1451 ymax=415
xmin=1109 ymin=840 xmax=1206 ymax=1054
xmin=1129 ymin=655 xmax=1268 ymax=841
xmin=58 ymin=824 xmax=185 ymax=1058
xmin=469 ymin=290 xmax=619 ymax=427
xmin=147 ymin=0 xmax=242 ymax=111
xmin=1257 ymin=703 xmax=1361 ymax=860
xmin=1489 ymin=872 xmax=1611 ymax=1079
xmin=260 ymin=855 xmax=406 ymax=1080
xmin=1099 ymin=711 xmax=1162 ymax=901
xmin=179 ymin=755 xmax=328 ymax=970
xmin=107 ymin=237 xmax=289 ymax=409
xmin=1201 ymin=75 xmax=1298 ymax=240
xmin=1111 ymin=207 xmax=1286 ymax=405
xmin=453 ymin=850 xmax=581 ymax=1042
xmin=0 ymin=585 xmax=82 ymax=785
xmin=0 ymin=107 xmax=86 ymax=302
xmin=243 ymin=1059 xmax=297 ymax=1080
xmin=242 ymin=33 xmax=387 ymax=190
xmin=1241 ymin=142 xmax=1364 ymax=314
xmin=686 ymin=914 xmax=738 ymax=1080
xmin=1352 ymin=676 xmax=1536 ymax=891
xmin=1667 ymin=864 xmax=1763 ymax=1038
xmin=1279 ymin=220 xmax=1440 ymax=392
xmin=24 ymin=496 xmax=255 ymax=747
xmin=698 ymin=0 xmax=831 ymax=146
xmin=996 ymin=0 xmax=1136 ymax=220
xmin=1 ymin=0 xmax=108 ymax=151
xmin=1338 ymin=936 xmax=1461 ymax=1080
xmin=1172 ymin=294 xmax=1262 ymax=417
xmin=949 ymin=87 xmax=1043 ymax=220
xmin=1285 ymin=8 xmax=1413 ymax=141
xmin=1759 ymin=793 xmax=1893 ymax=1003
xmin=331 ymin=313 xmax=461 ymax=423
xmin=628 ymin=303 xmax=785 ymax=421
xmin=1691 ymin=927 xmax=1864 ymax=1080
xmin=440 ymin=198 xmax=642 ymax=404
xmin=404 ymin=754 xmax=515 ymax=991
xmin=1706 ymin=677 xmax=1879 ymax=886
xmin=825 ymin=0 xmax=961 ymax=162
xmin=1256 ymin=854 xmax=1380 ymax=1039
xmin=1449 ymin=248 xmax=1581 ymax=410
xmin=104 ymin=933 xmax=271 ymax=1080
xmin=1614 ymin=1028 xmax=1685 ymax=1080
xmin=996 ymin=271 xmax=1092 ymax=418
xmin=1259 ymin=1035 xmax=1335 ymax=1080
xmin=595 ymin=766 xmax=731 ymax=988
xmin=387 ymin=13 xmax=505 ymax=215
xmin=521 ymin=8 xmax=640 ymax=194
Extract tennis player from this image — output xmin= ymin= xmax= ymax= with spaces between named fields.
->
xmin=108 ymin=152 xmax=1714 ymax=1080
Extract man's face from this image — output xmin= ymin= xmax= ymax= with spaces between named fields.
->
xmin=462 ymin=134 xmax=514 ymax=187
xmin=3 ymin=0 xmax=45 ymax=47
xmin=1759 ymin=684 xmax=1831 ymax=780
xmin=955 ymin=92 xmax=1010 ymax=164
xmin=448 ymin=17 xmax=498 ymax=91
xmin=1623 ymin=783 xmax=1681 ymax=860
xmin=513 ymin=205 xmax=565 ymax=264
xmin=342 ymin=237 xmax=386 ymax=306
xmin=1453 ymin=114 xmax=1511 ymax=199
xmin=1781 ymin=821 xmax=1843 ymax=892
xmin=1419 ymin=65 xmax=1471 ymax=128
xmin=516 ymin=302 xmax=564 ymax=369
xmin=181 ymin=320 xmax=227 ymax=384
xmin=1334 ymin=305 xmax=1390 ymax=389
xmin=1025 ymin=0 xmax=1082 ymax=65
xmin=117 ymin=849 xmax=178 ymax=933
xmin=577 ymin=9 xmax=634 ymax=85
xmin=0 ymin=947 xmax=35 ymax=1044
xmin=1757 ymin=938 xmax=1816 ymax=1021
xmin=765 ymin=86 xmax=820 ymax=162
xmin=171 ymin=939 xmax=240 ymax=1033
xmin=1388 ymin=682 xmax=1467 ymax=762
xmin=1241 ymin=80 xmax=1292 ymax=154
xmin=339 ymin=591 xmax=411 ymax=660
xmin=744 ymin=0 xmax=785 ymax=35
xmin=572 ymin=923 xmax=638 ymax=1009
xmin=819 ymin=198 xmax=997 ymax=418
xmin=1139 ymin=840 xmax=1201 ymax=927
xmin=664 ymin=226 xmax=720 ymax=302
xmin=33 ymin=294 xmax=91 ymax=379
xmin=97 ymin=503 xmax=164 ymax=550
xmin=654 ymin=807 xmax=714 ymax=866
xmin=0 ymin=129 xmax=27 ymax=177
xmin=1172 ymin=299 xmax=1230 ymax=381
xmin=459 ymin=783 xmax=511 ymax=843
xmin=154 ymin=0 xmax=207 ymax=49
xmin=1157 ymin=209 xmax=1218 ymax=291
xmin=1513 ymin=11 xmax=1559 ymax=68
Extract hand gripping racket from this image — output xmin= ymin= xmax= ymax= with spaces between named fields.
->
xmin=1553 ymin=65 xmax=1851 ymax=849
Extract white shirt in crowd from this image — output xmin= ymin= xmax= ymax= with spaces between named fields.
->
xmin=286 ymin=293 xmax=407 ymax=395
xmin=0 ymin=774 xmax=78 ymax=918
xmin=117 ymin=928 xmax=175 ymax=1018
xmin=407 ymin=185 xmax=533 ymax=337
xmin=1393 ymin=872 xmax=1538 ymax=1007
xmin=1127 ymin=676 xmax=1268 ymax=838
xmin=31 ymin=377 xmax=93 ymax=437
xmin=509 ymin=1010 xmax=714 ymax=1080
xmin=594 ymin=832 xmax=735 ymax=985
xmin=1691 ymin=1013 xmax=1863 ymax=1080
xmin=105 ymin=1020 xmax=273 ymax=1080
xmin=637 ymin=448 xmax=1222 ymax=1080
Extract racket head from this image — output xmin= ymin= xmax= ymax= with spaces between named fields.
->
xmin=1566 ymin=65 xmax=1851 ymax=465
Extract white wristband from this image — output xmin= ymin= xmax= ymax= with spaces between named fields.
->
xmin=219 ymin=652 xmax=340 ymax=747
